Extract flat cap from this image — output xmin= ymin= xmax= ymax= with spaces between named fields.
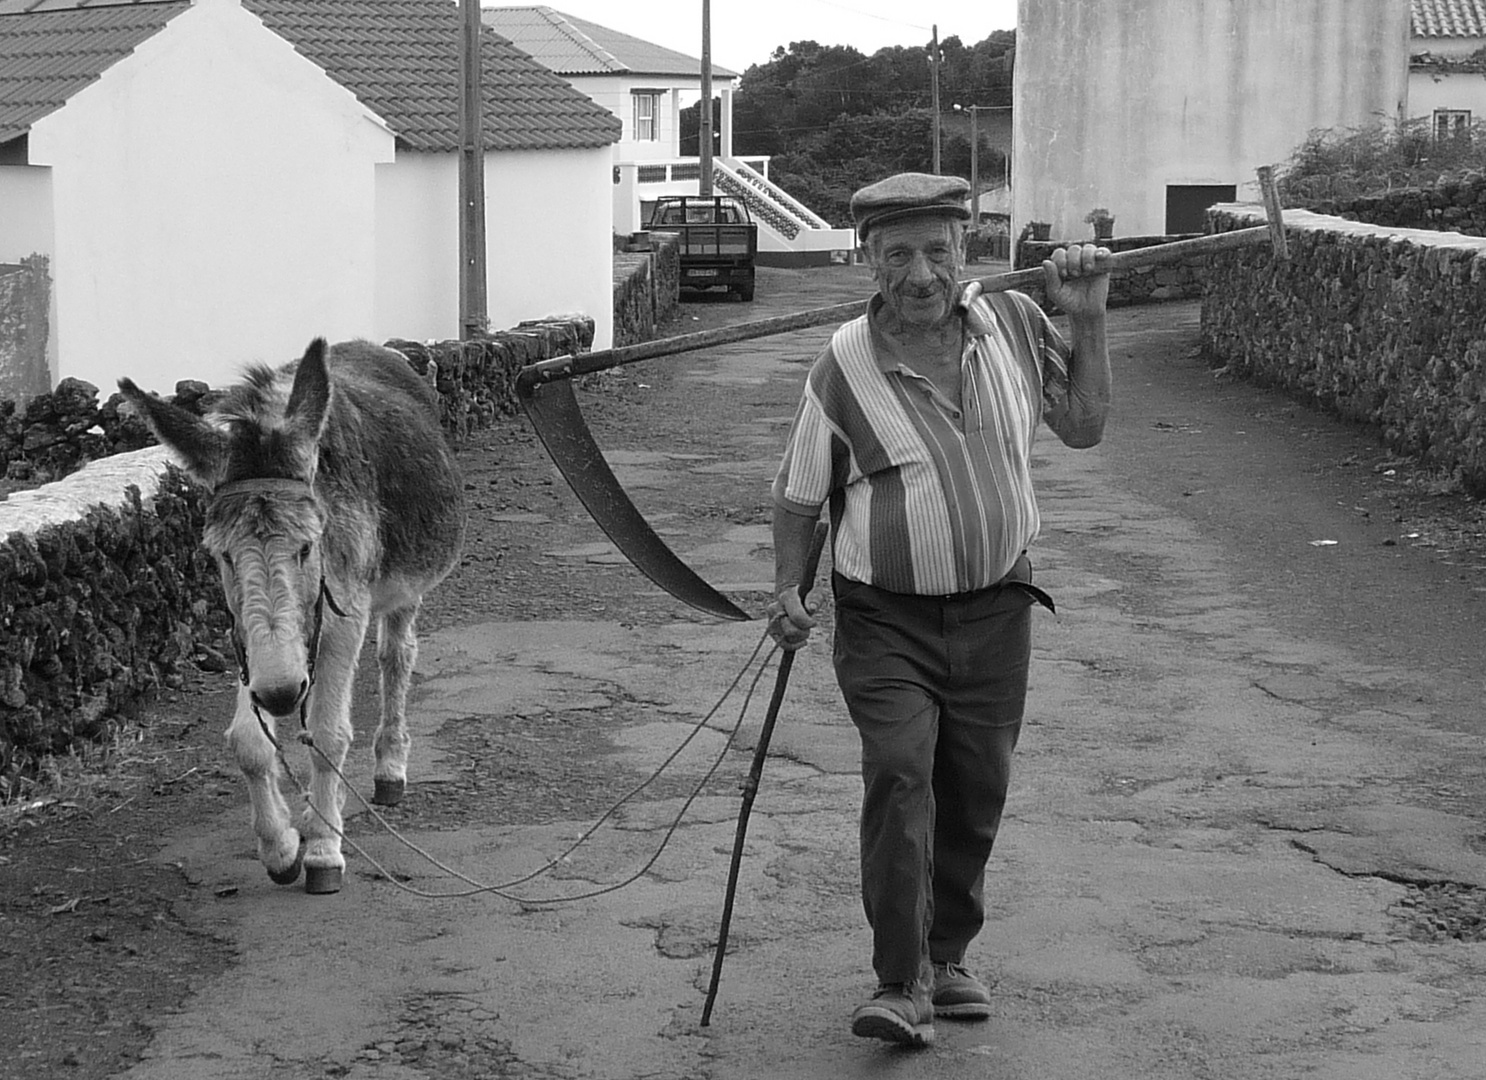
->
xmin=851 ymin=172 xmax=971 ymax=241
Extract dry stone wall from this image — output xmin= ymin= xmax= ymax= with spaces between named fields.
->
xmin=613 ymin=233 xmax=680 ymax=347
xmin=1 ymin=449 xmax=220 ymax=782
xmin=1201 ymin=205 xmax=1486 ymax=494
xmin=1315 ymin=174 xmax=1486 ymax=236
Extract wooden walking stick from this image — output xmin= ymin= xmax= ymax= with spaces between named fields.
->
xmin=701 ymin=520 xmax=829 ymax=1026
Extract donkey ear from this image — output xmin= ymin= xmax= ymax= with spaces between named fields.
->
xmin=284 ymin=338 xmax=332 ymax=444
xmin=117 ymin=377 xmax=228 ymax=486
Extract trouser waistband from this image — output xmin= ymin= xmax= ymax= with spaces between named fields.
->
xmin=832 ymin=553 xmax=1056 ymax=615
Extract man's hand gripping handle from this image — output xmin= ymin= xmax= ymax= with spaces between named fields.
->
xmin=769 ymin=520 xmax=829 ymax=651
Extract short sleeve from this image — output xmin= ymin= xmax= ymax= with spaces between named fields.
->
xmin=772 ymin=384 xmax=836 ymax=515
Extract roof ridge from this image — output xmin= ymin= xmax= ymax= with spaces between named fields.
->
xmin=487 ymin=4 xmax=739 ymax=79
xmin=536 ymin=4 xmax=624 ymax=74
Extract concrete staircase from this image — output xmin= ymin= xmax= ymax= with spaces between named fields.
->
xmin=716 ymin=158 xmax=855 ymax=267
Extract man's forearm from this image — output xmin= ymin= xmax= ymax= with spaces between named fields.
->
xmin=773 ymin=504 xmax=822 ymax=597
xmin=1061 ymin=313 xmax=1112 ymax=448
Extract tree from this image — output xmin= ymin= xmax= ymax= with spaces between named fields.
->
xmin=678 ymin=96 xmax=721 ymax=157
xmin=723 ymin=31 xmax=1017 ymax=225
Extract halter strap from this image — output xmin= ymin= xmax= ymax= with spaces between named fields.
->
xmin=215 ymin=474 xmax=328 ymax=709
xmin=213 ymin=477 xmax=315 ymax=500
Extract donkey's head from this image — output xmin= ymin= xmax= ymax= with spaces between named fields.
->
xmin=120 ymin=339 xmax=336 ymax=718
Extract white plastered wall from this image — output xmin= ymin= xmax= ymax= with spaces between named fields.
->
xmin=27 ymin=0 xmax=395 ymax=394
xmin=567 ymin=74 xmax=681 ymax=160
xmin=1408 ymin=69 xmax=1486 ymax=122
xmin=1013 ymin=0 xmax=1411 ymax=240
xmin=374 ymin=145 xmax=615 ymax=351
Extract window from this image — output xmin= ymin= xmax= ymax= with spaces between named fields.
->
xmin=1165 ymin=184 xmax=1237 ymax=235
xmin=1434 ymin=109 xmax=1471 ymax=141
xmin=632 ymin=92 xmax=660 ymax=141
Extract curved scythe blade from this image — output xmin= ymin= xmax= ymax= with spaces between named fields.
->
xmin=517 ymin=376 xmax=751 ymax=622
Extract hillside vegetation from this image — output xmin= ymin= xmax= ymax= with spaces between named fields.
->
xmin=683 ymin=31 xmax=1015 ymax=227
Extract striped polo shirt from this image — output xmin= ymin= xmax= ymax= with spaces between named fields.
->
xmin=773 ymin=289 xmax=1073 ymax=595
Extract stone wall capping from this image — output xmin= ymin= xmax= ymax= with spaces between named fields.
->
xmin=0 ymin=446 xmax=175 ymax=536
xmin=1216 ymin=201 xmax=1486 ymax=253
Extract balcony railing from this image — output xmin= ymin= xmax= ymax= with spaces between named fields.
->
xmin=632 ymin=159 xmax=770 ymax=184
xmin=725 ymin=161 xmax=832 ymax=229
xmin=713 ymin=169 xmax=802 ymax=239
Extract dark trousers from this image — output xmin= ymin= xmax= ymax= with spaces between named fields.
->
xmin=831 ymin=566 xmax=1037 ymax=985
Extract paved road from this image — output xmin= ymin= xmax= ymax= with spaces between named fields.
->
xmin=123 ymin=266 xmax=1486 ymax=1079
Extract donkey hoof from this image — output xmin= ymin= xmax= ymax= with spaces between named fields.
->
xmin=372 ymin=777 xmax=406 ymax=806
xmin=267 ymin=846 xmax=304 ymax=886
xmin=304 ymin=865 xmax=344 ymax=895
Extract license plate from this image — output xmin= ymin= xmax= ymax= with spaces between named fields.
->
xmin=690 ymin=269 xmax=720 ymax=278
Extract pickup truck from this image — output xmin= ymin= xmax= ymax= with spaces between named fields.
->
xmin=646 ymin=195 xmax=757 ymax=301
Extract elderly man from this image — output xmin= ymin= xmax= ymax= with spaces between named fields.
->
xmin=769 ymin=173 xmax=1112 ymax=1047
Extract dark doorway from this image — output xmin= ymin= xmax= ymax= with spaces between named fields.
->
xmin=1166 ymin=185 xmax=1237 ymax=234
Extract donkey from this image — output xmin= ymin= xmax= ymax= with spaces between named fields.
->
xmin=119 ymin=339 xmax=466 ymax=893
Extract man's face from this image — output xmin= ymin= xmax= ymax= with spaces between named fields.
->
xmin=866 ymin=217 xmax=965 ymax=331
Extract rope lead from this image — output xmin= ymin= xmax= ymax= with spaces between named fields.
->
xmin=262 ymin=625 xmax=780 ymax=904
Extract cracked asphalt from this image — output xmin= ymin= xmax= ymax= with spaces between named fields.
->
xmin=116 ymin=269 xmax=1486 ymax=1079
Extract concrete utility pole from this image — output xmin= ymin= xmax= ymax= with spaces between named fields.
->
xmin=458 ymin=0 xmax=487 ymax=339
xmin=700 ymin=0 xmax=714 ymax=196
xmin=929 ymin=24 xmax=941 ymax=174
xmin=953 ymin=102 xmax=981 ymax=222
xmin=969 ymin=104 xmax=979 ymax=224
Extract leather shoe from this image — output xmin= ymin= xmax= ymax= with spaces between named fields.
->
xmin=932 ymin=961 xmax=992 ymax=1019
xmin=850 ymin=980 xmax=935 ymax=1047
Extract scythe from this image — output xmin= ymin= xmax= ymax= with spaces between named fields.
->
xmin=516 ymin=199 xmax=1289 ymax=619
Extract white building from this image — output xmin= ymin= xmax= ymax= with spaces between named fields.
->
xmin=486 ymin=5 xmax=854 ymax=267
xmin=1408 ymin=0 xmax=1486 ymax=136
xmin=0 ymin=0 xmax=620 ymax=396
xmin=1013 ymin=0 xmax=1411 ymax=241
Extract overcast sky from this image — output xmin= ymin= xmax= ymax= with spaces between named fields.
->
xmin=513 ymin=0 xmax=1018 ymax=75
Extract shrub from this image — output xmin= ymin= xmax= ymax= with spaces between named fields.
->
xmin=1278 ymin=117 xmax=1486 ymax=205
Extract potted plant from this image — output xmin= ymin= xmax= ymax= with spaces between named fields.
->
xmin=1028 ymin=220 xmax=1052 ymax=241
xmin=1084 ymin=207 xmax=1115 ymax=239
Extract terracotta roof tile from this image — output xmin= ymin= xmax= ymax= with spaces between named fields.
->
xmin=246 ymin=0 xmax=620 ymax=152
xmin=0 ymin=0 xmax=189 ymax=142
xmin=0 ymin=0 xmax=621 ymax=152
xmin=484 ymin=5 xmax=739 ymax=79
xmin=1412 ymin=0 xmax=1486 ymax=38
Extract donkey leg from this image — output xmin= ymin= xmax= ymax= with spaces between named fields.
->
xmin=371 ymin=602 xmax=421 ymax=807
xmin=298 ymin=611 xmax=368 ymax=895
xmin=225 ymin=686 xmax=304 ymax=884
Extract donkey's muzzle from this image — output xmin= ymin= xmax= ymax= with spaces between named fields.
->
xmin=250 ymin=679 xmax=309 ymax=719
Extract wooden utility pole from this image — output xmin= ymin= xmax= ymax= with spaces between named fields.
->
xmin=929 ymin=25 xmax=941 ymax=174
xmin=458 ymin=0 xmax=487 ymax=339
xmin=700 ymin=0 xmax=714 ymax=196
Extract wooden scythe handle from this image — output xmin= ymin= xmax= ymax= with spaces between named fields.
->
xmin=518 ymin=223 xmax=1284 ymax=388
